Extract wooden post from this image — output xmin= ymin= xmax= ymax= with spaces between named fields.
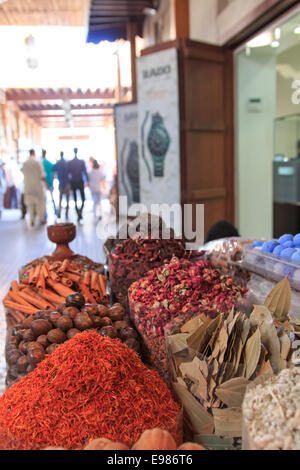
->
xmin=127 ymin=21 xmax=138 ymax=103
xmin=115 ymin=47 xmax=122 ymax=103
xmin=174 ymin=0 xmax=190 ymax=38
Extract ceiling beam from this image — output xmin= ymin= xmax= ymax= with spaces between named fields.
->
xmin=6 ymin=88 xmax=116 ymax=101
xmin=36 ymin=119 xmax=111 ymax=129
xmin=19 ymin=103 xmax=115 ymax=112
xmin=29 ymin=113 xmax=113 ymax=118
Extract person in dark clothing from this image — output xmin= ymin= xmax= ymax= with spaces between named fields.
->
xmin=67 ymin=148 xmax=88 ymax=222
xmin=53 ymin=151 xmax=70 ymax=219
xmin=205 ymin=220 xmax=240 ymax=244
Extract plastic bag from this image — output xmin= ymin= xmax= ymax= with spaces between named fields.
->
xmin=201 ymin=237 xmax=253 ymax=286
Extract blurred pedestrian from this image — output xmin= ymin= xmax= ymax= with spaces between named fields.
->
xmin=21 ymin=149 xmax=46 ymax=227
xmin=53 ymin=151 xmax=70 ymax=220
xmin=67 ymin=148 xmax=88 ymax=222
xmin=88 ymin=158 xmax=105 ymax=219
xmin=4 ymin=157 xmax=20 ymax=210
xmin=42 ymin=149 xmax=56 ymax=216
xmin=0 ymin=161 xmax=6 ymax=219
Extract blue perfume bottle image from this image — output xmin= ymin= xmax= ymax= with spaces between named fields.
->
xmin=147 ymin=113 xmax=170 ymax=177
xmin=126 ymin=141 xmax=140 ymax=203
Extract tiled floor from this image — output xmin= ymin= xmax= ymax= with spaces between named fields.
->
xmin=0 ymin=199 xmax=113 ymax=395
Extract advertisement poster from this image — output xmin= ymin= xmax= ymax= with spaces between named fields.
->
xmin=137 ymin=48 xmax=181 ymax=208
xmin=114 ymin=103 xmax=140 ymax=214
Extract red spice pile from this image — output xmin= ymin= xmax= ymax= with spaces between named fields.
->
xmin=112 ymin=236 xmax=187 ymax=262
xmin=109 ymin=236 xmax=194 ymax=309
xmin=0 ymin=331 xmax=181 ymax=450
xmin=129 ymin=258 xmax=247 ymax=336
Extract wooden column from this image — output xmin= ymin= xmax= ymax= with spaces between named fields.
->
xmin=115 ymin=47 xmax=122 ymax=103
xmin=127 ymin=21 xmax=138 ymax=103
xmin=174 ymin=0 xmax=190 ymax=38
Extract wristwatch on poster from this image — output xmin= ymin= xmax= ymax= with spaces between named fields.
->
xmin=147 ymin=113 xmax=170 ymax=178
xmin=126 ymin=141 xmax=140 ymax=203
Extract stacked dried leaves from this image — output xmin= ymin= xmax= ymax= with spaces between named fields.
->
xmin=168 ymin=276 xmax=300 ymax=438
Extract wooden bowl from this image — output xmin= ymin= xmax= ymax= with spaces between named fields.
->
xmin=47 ymin=223 xmax=76 ymax=260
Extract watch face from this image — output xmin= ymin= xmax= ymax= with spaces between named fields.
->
xmin=147 ymin=113 xmax=170 ymax=157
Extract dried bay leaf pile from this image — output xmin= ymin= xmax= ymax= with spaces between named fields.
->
xmin=168 ymin=276 xmax=300 ymax=438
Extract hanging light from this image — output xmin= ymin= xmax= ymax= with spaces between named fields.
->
xmin=274 ymin=27 xmax=281 ymax=40
xmin=24 ymin=34 xmax=39 ymax=69
xmin=143 ymin=0 xmax=160 ymax=16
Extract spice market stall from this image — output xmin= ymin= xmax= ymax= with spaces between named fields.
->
xmin=1 ymin=223 xmax=300 ymax=452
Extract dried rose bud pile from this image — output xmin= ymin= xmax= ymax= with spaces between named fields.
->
xmin=129 ymin=257 xmax=247 ymax=336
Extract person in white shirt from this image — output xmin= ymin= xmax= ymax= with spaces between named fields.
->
xmin=88 ymin=158 xmax=104 ymax=219
xmin=21 ymin=149 xmax=46 ymax=227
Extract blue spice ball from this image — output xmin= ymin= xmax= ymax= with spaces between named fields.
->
xmin=252 ymin=240 xmax=264 ymax=248
xmin=282 ymin=240 xmax=295 ymax=249
xmin=281 ymin=248 xmax=297 ymax=259
xmin=262 ymin=241 xmax=278 ymax=253
xmin=293 ymin=234 xmax=300 ymax=246
xmin=273 ymin=245 xmax=285 ymax=256
xmin=291 ymin=250 xmax=300 ymax=262
xmin=278 ymin=234 xmax=293 ymax=245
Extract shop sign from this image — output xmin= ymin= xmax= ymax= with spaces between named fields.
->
xmin=137 ymin=48 xmax=181 ymax=211
xmin=114 ymin=103 xmax=140 ymax=214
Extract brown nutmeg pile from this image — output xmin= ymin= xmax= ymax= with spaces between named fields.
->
xmin=5 ymin=298 xmax=140 ymax=387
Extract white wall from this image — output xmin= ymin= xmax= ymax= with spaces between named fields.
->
xmin=189 ymin=0 xmax=269 ymax=45
xmin=143 ymin=0 xmax=176 ymax=48
xmin=236 ymin=50 xmax=276 ymax=239
xmin=189 ymin=0 xmax=218 ymax=44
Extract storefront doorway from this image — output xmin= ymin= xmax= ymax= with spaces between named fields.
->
xmin=235 ymin=5 xmax=300 ymax=240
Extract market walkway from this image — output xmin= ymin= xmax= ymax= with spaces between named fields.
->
xmin=0 ymin=200 xmax=112 ymax=395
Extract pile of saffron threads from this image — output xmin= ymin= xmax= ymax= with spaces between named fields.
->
xmin=0 ymin=331 xmax=181 ymax=450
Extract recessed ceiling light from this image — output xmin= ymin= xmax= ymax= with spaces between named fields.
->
xmin=247 ymin=31 xmax=273 ymax=48
xmin=294 ymin=26 xmax=300 ymax=34
xmin=271 ymin=40 xmax=280 ymax=48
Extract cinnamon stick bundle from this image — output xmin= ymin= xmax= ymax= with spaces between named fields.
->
xmin=17 ymin=289 xmax=53 ymax=310
xmin=3 ymin=299 xmax=38 ymax=316
xmin=61 ymin=277 xmax=73 ymax=288
xmin=79 ymin=281 xmax=97 ymax=304
xmin=32 ymin=264 xmax=41 ymax=283
xmin=41 ymin=263 xmax=49 ymax=280
xmin=38 ymin=288 xmax=65 ymax=306
xmin=58 ymin=259 xmax=69 ymax=274
xmin=6 ymin=291 xmax=33 ymax=308
xmin=83 ymin=270 xmax=91 ymax=287
xmin=11 ymin=280 xmax=19 ymax=293
xmin=64 ymin=272 xmax=81 ymax=283
xmin=36 ymin=270 xmax=46 ymax=291
xmin=91 ymin=271 xmax=99 ymax=292
xmin=7 ymin=310 xmax=25 ymax=323
xmin=46 ymin=278 xmax=75 ymax=298
xmin=49 ymin=271 xmax=60 ymax=283
xmin=98 ymin=275 xmax=107 ymax=297
xmin=28 ymin=267 xmax=35 ymax=286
